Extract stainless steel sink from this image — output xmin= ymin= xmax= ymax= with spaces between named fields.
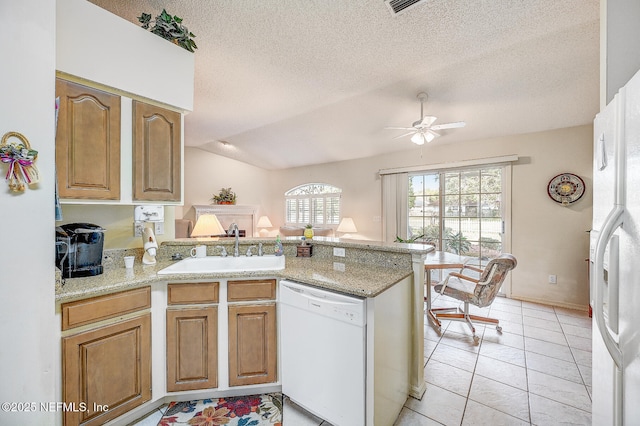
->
xmin=157 ymin=255 xmax=285 ymax=275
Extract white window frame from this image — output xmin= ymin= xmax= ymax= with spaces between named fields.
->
xmin=285 ymin=183 xmax=342 ymax=228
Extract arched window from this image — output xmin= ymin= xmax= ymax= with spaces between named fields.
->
xmin=285 ymin=183 xmax=342 ymax=227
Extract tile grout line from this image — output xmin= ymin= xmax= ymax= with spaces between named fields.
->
xmin=554 ymin=306 xmax=593 ymax=403
xmin=520 ymin=302 xmax=533 ymax=425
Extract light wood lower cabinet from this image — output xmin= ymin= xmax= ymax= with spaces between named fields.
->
xmin=228 ymin=303 xmax=277 ymax=386
xmin=166 ymin=306 xmax=218 ymax=391
xmin=62 ymin=314 xmax=151 ymax=426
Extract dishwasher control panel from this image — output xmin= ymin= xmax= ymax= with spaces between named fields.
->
xmin=280 ymin=280 xmax=366 ymax=326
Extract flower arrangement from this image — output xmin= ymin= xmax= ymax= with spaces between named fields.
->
xmin=211 ymin=187 xmax=237 ymax=204
xmin=138 ymin=9 xmax=197 ymax=52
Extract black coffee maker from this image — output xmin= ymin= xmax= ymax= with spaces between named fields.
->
xmin=55 ymin=223 xmax=106 ymax=278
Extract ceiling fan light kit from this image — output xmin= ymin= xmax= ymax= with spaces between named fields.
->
xmin=386 ymin=92 xmax=465 ymax=145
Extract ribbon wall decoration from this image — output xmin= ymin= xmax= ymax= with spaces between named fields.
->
xmin=0 ymin=132 xmax=40 ymax=192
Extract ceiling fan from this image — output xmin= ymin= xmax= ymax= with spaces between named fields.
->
xmin=385 ymin=92 xmax=466 ymax=145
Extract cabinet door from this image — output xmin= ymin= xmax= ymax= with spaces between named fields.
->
xmin=166 ymin=307 xmax=218 ymax=391
xmin=56 ymin=79 xmax=121 ymax=200
xmin=133 ymin=101 xmax=181 ymax=202
xmin=228 ymin=303 xmax=277 ymax=386
xmin=62 ymin=314 xmax=151 ymax=426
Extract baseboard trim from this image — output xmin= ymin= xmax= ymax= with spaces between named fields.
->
xmin=509 ymin=295 xmax=589 ymax=312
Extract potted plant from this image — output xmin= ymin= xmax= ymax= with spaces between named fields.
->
xmin=304 ymin=224 xmax=314 ymax=240
xmin=211 ymin=187 xmax=237 ymax=205
xmin=138 ymin=9 xmax=198 ymax=52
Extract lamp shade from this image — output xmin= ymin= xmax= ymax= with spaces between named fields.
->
xmin=257 ymin=215 xmax=273 ymax=228
xmin=191 ymin=214 xmax=225 ymax=237
xmin=337 ymin=217 xmax=358 ymax=233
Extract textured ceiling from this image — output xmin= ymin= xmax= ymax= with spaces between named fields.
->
xmin=87 ymin=0 xmax=600 ymax=170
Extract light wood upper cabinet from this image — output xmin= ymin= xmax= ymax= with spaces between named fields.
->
xmin=55 ymin=78 xmax=121 ymax=200
xmin=133 ymin=101 xmax=181 ymax=202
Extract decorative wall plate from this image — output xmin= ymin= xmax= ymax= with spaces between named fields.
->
xmin=547 ymin=173 xmax=585 ymax=206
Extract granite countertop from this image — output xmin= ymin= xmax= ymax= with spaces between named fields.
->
xmin=55 ymin=256 xmax=414 ymax=303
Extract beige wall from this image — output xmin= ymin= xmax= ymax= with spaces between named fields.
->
xmin=60 ymin=204 xmax=176 ymax=249
xmin=197 ymin=124 xmax=592 ymax=309
xmin=181 ymin=146 xmax=273 ymax=222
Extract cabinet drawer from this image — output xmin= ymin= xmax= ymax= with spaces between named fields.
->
xmin=168 ymin=282 xmax=219 ymax=305
xmin=227 ymin=279 xmax=276 ymax=302
xmin=61 ymin=287 xmax=151 ymax=331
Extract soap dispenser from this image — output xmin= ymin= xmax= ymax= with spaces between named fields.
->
xmin=142 ymin=226 xmax=158 ymax=265
xmin=274 ymin=235 xmax=284 ymax=256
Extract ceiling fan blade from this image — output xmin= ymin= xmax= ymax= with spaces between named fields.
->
xmin=384 ymin=126 xmax=416 ymax=130
xmin=430 ymin=121 xmax=466 ymax=130
xmin=419 ymin=116 xmax=437 ymax=127
xmin=392 ymin=131 xmax=417 ymax=140
xmin=426 ymin=129 xmax=441 ymax=139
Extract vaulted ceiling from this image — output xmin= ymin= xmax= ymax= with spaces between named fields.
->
xmin=88 ymin=0 xmax=600 ymax=170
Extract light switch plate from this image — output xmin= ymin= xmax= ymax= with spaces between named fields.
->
xmin=333 ymin=247 xmax=346 ymax=257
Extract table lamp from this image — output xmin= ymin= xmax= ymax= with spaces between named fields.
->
xmin=257 ymin=215 xmax=273 ymax=237
xmin=191 ymin=214 xmax=225 ymax=240
xmin=337 ymin=217 xmax=357 ymax=238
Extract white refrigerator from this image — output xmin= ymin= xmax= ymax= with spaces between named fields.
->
xmin=591 ymin=68 xmax=640 ymax=425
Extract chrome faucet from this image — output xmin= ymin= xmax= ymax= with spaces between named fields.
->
xmin=246 ymin=245 xmax=258 ymax=257
xmin=228 ymin=223 xmax=240 ymax=257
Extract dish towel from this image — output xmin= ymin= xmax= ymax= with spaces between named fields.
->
xmin=54 ymin=97 xmax=63 ymax=221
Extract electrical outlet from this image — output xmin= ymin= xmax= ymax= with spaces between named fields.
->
xmin=134 ymin=221 xmax=145 ymax=237
xmin=155 ymin=222 xmax=164 ymax=235
xmin=548 ymin=274 xmax=557 ymax=284
xmin=333 ymin=247 xmax=346 ymax=257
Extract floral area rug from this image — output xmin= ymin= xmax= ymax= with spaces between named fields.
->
xmin=159 ymin=393 xmax=282 ymax=426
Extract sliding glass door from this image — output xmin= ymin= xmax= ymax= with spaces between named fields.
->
xmin=408 ymin=166 xmax=505 ymax=260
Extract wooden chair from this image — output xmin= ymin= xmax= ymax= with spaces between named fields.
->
xmin=432 ymin=253 xmax=517 ymax=342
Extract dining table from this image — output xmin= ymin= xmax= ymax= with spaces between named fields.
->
xmin=424 ymin=251 xmax=466 ymax=330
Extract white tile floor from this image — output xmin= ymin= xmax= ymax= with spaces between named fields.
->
xmin=391 ymin=291 xmax=592 ymax=426
xmin=131 ymin=292 xmax=592 ymax=426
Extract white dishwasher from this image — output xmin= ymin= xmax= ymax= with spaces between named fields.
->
xmin=279 ymin=280 xmax=366 ymax=426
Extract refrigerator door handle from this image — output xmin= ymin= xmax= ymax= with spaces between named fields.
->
xmin=608 ymin=234 xmax=620 ymax=334
xmin=593 ymin=205 xmax=624 ymax=369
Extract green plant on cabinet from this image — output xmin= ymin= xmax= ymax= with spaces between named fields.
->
xmin=138 ymin=9 xmax=197 ymax=52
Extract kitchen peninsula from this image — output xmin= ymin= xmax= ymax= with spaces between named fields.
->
xmin=55 ymin=238 xmax=431 ymax=426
